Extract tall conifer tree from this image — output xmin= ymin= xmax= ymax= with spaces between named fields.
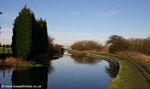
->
xmin=12 ymin=5 xmax=49 ymax=59
xmin=12 ymin=6 xmax=35 ymax=58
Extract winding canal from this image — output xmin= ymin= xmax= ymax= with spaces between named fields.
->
xmin=0 ymin=54 xmax=119 ymax=89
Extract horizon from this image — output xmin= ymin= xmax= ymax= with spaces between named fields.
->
xmin=0 ymin=0 xmax=150 ymax=46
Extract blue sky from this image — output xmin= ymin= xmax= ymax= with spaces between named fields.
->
xmin=0 ymin=0 xmax=150 ymax=45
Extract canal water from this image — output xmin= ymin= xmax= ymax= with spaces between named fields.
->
xmin=0 ymin=54 xmax=118 ymax=89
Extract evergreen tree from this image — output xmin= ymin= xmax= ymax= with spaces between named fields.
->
xmin=37 ymin=19 xmax=48 ymax=53
xmin=12 ymin=5 xmax=49 ymax=59
xmin=11 ymin=17 xmax=18 ymax=56
xmin=12 ymin=6 xmax=35 ymax=58
xmin=32 ymin=19 xmax=48 ymax=55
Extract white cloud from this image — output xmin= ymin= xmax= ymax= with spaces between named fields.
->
xmin=96 ymin=10 xmax=117 ymax=17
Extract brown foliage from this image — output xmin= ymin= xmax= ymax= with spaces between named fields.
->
xmin=127 ymin=37 xmax=150 ymax=55
xmin=107 ymin=35 xmax=150 ymax=55
xmin=118 ymin=51 xmax=150 ymax=62
xmin=1 ymin=57 xmax=21 ymax=67
xmin=71 ymin=40 xmax=104 ymax=51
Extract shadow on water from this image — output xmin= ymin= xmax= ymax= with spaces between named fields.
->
xmin=71 ymin=54 xmax=119 ymax=78
xmin=105 ymin=61 xmax=119 ymax=78
xmin=11 ymin=62 xmax=53 ymax=89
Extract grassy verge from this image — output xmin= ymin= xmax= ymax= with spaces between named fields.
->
xmin=108 ymin=55 xmax=150 ymax=89
xmin=17 ymin=60 xmax=43 ymax=67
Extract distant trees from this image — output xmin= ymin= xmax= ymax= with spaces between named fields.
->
xmin=3 ymin=44 xmax=11 ymax=48
xmin=72 ymin=35 xmax=150 ymax=56
xmin=45 ymin=36 xmax=64 ymax=57
xmin=11 ymin=6 xmax=48 ymax=59
xmin=106 ymin=35 xmax=150 ymax=55
xmin=71 ymin=40 xmax=103 ymax=51
xmin=106 ymin=35 xmax=128 ymax=53
xmin=53 ymin=44 xmax=64 ymax=55
xmin=127 ymin=37 xmax=150 ymax=55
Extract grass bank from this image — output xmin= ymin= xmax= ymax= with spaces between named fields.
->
xmin=107 ymin=55 xmax=150 ymax=89
xmin=69 ymin=50 xmax=150 ymax=89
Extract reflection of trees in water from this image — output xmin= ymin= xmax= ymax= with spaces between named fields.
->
xmin=105 ymin=61 xmax=119 ymax=78
xmin=71 ymin=55 xmax=101 ymax=64
xmin=0 ymin=67 xmax=14 ymax=78
xmin=11 ymin=62 xmax=53 ymax=89
xmin=71 ymin=54 xmax=119 ymax=78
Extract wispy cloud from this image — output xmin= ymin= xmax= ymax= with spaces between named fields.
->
xmin=71 ymin=11 xmax=81 ymax=16
xmin=95 ymin=10 xmax=117 ymax=17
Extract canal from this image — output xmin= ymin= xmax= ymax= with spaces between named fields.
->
xmin=0 ymin=54 xmax=118 ymax=89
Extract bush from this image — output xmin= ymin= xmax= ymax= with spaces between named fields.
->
xmin=2 ymin=57 xmax=21 ymax=67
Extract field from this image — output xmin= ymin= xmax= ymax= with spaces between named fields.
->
xmin=0 ymin=47 xmax=12 ymax=54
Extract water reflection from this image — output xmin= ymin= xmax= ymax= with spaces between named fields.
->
xmin=71 ymin=54 xmax=119 ymax=78
xmin=11 ymin=63 xmax=53 ymax=89
xmin=0 ymin=67 xmax=14 ymax=78
xmin=0 ymin=67 xmax=13 ymax=87
xmin=0 ymin=55 xmax=119 ymax=89
xmin=105 ymin=62 xmax=119 ymax=78
xmin=71 ymin=54 xmax=101 ymax=64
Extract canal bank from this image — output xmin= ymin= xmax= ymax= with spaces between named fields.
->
xmin=108 ymin=54 xmax=150 ymax=89
xmin=68 ymin=50 xmax=150 ymax=89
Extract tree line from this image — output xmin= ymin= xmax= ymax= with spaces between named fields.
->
xmin=71 ymin=35 xmax=150 ymax=56
xmin=71 ymin=40 xmax=104 ymax=51
xmin=11 ymin=6 xmax=49 ymax=59
xmin=0 ymin=44 xmax=11 ymax=48
xmin=107 ymin=35 xmax=150 ymax=55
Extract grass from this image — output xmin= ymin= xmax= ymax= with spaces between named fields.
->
xmin=0 ymin=47 xmax=46 ymax=69
xmin=108 ymin=56 xmax=150 ymax=89
xmin=17 ymin=60 xmax=43 ymax=67
xmin=0 ymin=47 xmax=12 ymax=54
